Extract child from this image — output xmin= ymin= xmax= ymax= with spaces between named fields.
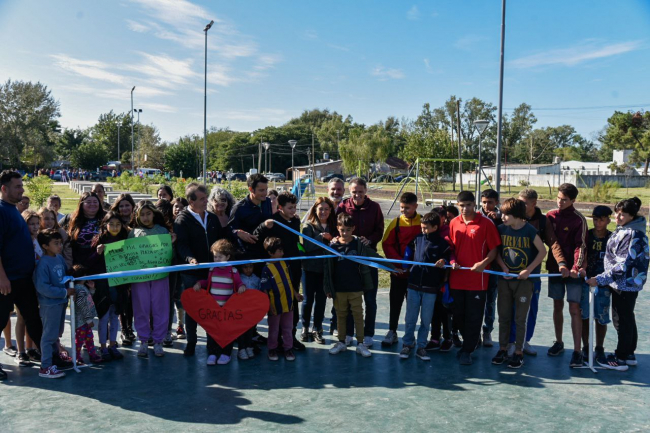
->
xmin=128 ymin=201 xmax=174 ymax=358
xmin=38 ymin=207 xmax=73 ymax=269
xmin=588 ymin=197 xmax=649 ymax=371
xmin=34 ymin=229 xmax=75 ymax=379
xmin=449 ymin=191 xmax=501 ymax=365
xmin=381 ymin=192 xmax=422 ymax=347
xmin=491 ymin=198 xmax=546 ymax=369
xmin=261 ymin=237 xmax=303 ymax=362
xmin=21 ymin=210 xmax=43 ymax=364
xmin=480 ymin=189 xmax=502 ymax=348
xmin=400 ymin=211 xmax=451 ymax=361
xmin=22 ymin=210 xmax=42 ymax=263
xmin=193 ymin=239 xmax=248 ymax=365
xmin=71 ymin=265 xmax=102 ymax=365
xmin=579 ymin=206 xmax=612 ymax=366
xmin=240 ymin=264 xmax=261 ymax=291
xmin=89 ymin=211 xmax=127 ymax=361
xmin=324 ymin=213 xmax=386 ymax=358
xmin=254 ymin=191 xmax=304 ymax=351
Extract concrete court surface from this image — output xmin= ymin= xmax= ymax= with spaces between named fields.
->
xmin=0 ymin=280 xmax=647 ymax=433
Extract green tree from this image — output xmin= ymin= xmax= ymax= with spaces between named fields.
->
xmin=600 ymin=111 xmax=650 ymax=174
xmin=70 ymin=141 xmax=109 ymax=170
xmin=165 ymin=138 xmax=202 ymax=178
xmin=55 ymin=127 xmax=88 ymax=160
xmin=90 ymin=110 xmax=133 ymax=163
xmin=0 ymin=79 xmax=60 ymax=168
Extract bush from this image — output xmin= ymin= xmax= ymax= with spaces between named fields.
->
xmin=580 ymin=181 xmax=620 ymax=202
xmin=24 ymin=174 xmax=53 ymax=207
xmin=519 ymin=179 xmax=531 ymax=187
xmin=110 ymin=171 xmax=152 ymax=194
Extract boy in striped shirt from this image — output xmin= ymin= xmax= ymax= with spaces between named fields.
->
xmin=193 ymin=239 xmax=246 ymax=366
xmin=261 ymin=237 xmax=303 ymax=362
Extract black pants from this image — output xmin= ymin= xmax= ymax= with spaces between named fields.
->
xmin=207 ymin=336 xmax=233 ymax=357
xmin=302 ymin=271 xmax=327 ymax=331
xmin=431 ymin=294 xmax=451 ymax=341
xmin=612 ymin=290 xmax=638 ymax=359
xmin=388 ymin=275 xmax=409 ymax=331
xmin=291 ymin=272 xmax=301 ymax=336
xmin=450 ymin=289 xmax=486 ymax=353
xmin=0 ymin=277 xmax=43 ymax=350
xmin=181 ymin=274 xmax=203 ymax=345
xmin=119 ymin=287 xmax=134 ymax=333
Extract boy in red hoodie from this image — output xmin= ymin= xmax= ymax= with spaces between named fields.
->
xmin=381 ymin=192 xmax=421 ymax=346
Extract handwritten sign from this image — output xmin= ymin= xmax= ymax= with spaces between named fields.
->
xmin=104 ymin=234 xmax=173 ymax=286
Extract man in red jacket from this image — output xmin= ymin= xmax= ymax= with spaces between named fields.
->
xmin=545 ymin=183 xmax=587 ymax=368
xmin=449 ymin=191 xmax=501 ymax=365
xmin=336 ymin=177 xmax=384 ymax=347
xmin=381 ymin=192 xmax=422 ymax=346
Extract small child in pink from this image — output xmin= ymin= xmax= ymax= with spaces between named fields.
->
xmin=193 ymin=239 xmax=246 ymax=366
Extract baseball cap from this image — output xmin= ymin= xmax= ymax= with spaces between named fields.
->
xmin=591 ymin=205 xmax=612 ymax=218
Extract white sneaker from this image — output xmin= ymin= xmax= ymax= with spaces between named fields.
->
xmin=345 ymin=335 xmax=353 ymax=346
xmin=333 ymin=329 xmax=339 ymax=338
xmin=381 ymin=330 xmax=398 ymax=346
xmin=329 ymin=341 xmax=347 ymax=355
xmin=356 ymin=343 xmax=372 ymax=358
xmin=363 ymin=336 xmax=374 ymax=348
xmin=246 ymin=347 xmax=255 ymax=358
xmin=207 ymin=355 xmax=217 ymax=366
xmin=217 ymin=355 xmax=231 ymax=365
xmin=523 ymin=341 xmax=537 ymax=356
xmin=399 ymin=345 xmax=412 ymax=359
xmin=237 ymin=349 xmax=249 ymax=360
xmin=506 ymin=343 xmax=516 ymax=358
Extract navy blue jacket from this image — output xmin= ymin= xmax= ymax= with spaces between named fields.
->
xmin=0 ymin=199 xmax=35 ymax=280
xmin=403 ymin=232 xmax=451 ymax=294
xmin=228 ymin=195 xmax=273 ymax=257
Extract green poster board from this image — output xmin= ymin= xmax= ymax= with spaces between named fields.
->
xmin=104 ymin=234 xmax=173 ymax=286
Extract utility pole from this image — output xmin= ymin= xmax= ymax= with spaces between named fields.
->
xmin=312 ymin=132 xmax=315 ymax=181
xmin=457 ymin=100 xmax=463 ymax=190
xmin=495 ymin=0 xmax=507 ymax=195
xmin=258 ymin=138 xmax=262 ymax=173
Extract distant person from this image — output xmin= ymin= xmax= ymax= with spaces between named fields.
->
xmin=47 ymin=195 xmax=65 ymax=222
xmin=16 ymin=195 xmax=30 ymax=213
xmin=157 ymin=185 xmax=173 ymax=202
xmin=587 ymin=197 xmax=649 ymax=371
xmin=545 ymin=183 xmax=587 ymax=368
xmin=479 ymin=189 xmax=502 ymax=348
xmin=92 ymin=184 xmax=111 ymax=211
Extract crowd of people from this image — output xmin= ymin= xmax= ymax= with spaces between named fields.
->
xmin=0 ymin=169 xmax=646 ymax=381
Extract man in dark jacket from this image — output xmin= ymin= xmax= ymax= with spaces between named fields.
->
xmin=174 ymin=183 xmax=225 ymax=356
xmin=336 ymin=177 xmax=384 ymax=347
xmin=228 ymin=173 xmax=273 ymax=259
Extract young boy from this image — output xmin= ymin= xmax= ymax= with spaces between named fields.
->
xmin=239 ymin=263 xmax=261 ymax=291
xmin=449 ymin=191 xmax=501 ymax=365
xmin=479 ymin=189 xmax=502 ymax=348
xmin=381 ymin=192 xmax=422 ymax=347
xmin=261 ymin=237 xmax=303 ymax=362
xmin=546 ymin=183 xmax=587 ymax=368
xmin=34 ymin=229 xmax=75 ymax=379
xmin=325 ymin=213 xmax=385 ymax=357
xmin=400 ymin=211 xmax=451 ymax=361
xmin=579 ymin=205 xmax=613 ymax=366
xmin=491 ymin=198 xmax=546 ymax=368
xmin=254 ymin=191 xmax=305 ymax=350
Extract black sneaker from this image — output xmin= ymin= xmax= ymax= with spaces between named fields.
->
xmin=52 ymin=353 xmax=72 ymax=370
xmin=595 ymin=346 xmax=606 ymax=365
xmin=27 ymin=348 xmax=41 ymax=362
xmin=109 ymin=346 xmax=124 ymax=360
xmin=581 ymin=346 xmax=589 ymax=360
xmin=492 ymin=350 xmax=508 ymax=365
xmin=626 ymin=353 xmax=637 ymax=366
xmin=425 ymin=339 xmax=441 ymax=351
xmin=313 ymin=330 xmax=325 ymax=345
xmin=440 ymin=339 xmax=453 ymax=352
xmin=121 ymin=332 xmax=133 ymax=347
xmin=547 ymin=341 xmax=564 ymax=356
xmin=183 ymin=342 xmax=196 ymax=357
xmin=15 ymin=352 xmax=33 ymax=367
xmin=458 ymin=351 xmax=473 ymax=365
xmin=147 ymin=337 xmax=154 ymax=347
xmin=292 ymin=337 xmax=306 ymax=351
xmin=252 ymin=332 xmax=267 ymax=345
xmin=508 ymin=353 xmax=524 ymax=369
xmin=0 ymin=364 xmax=7 ymax=381
xmin=452 ymin=332 xmax=463 ymax=348
xmin=569 ymin=350 xmax=584 ymax=368
xmin=598 ymin=353 xmax=628 ymax=371
xmin=300 ymin=328 xmax=310 ymax=342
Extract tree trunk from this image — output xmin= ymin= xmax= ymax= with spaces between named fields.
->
xmin=645 ymin=157 xmax=649 ymax=176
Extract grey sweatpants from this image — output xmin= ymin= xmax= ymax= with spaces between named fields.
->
xmin=497 ymin=278 xmax=533 ymax=352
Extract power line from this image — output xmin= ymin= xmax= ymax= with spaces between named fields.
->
xmin=503 ymin=103 xmax=649 ymax=111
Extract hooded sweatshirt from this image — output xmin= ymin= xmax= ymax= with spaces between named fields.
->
xmin=596 ymin=216 xmax=649 ymax=292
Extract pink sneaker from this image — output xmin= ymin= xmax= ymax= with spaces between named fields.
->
xmin=39 ymin=365 xmax=66 ymax=379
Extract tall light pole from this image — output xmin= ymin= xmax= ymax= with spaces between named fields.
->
xmin=203 ymin=20 xmax=214 ymax=185
xmin=130 ymin=86 xmax=135 ymax=172
xmin=263 ymin=142 xmax=270 ymax=173
xmin=473 ymin=119 xmax=490 ymax=201
xmin=117 ymin=123 xmax=121 ymax=161
xmin=134 ymin=109 xmax=142 ymax=172
xmin=288 ymin=140 xmax=297 ymax=186
xmin=494 ymin=0 xmax=507 ymax=195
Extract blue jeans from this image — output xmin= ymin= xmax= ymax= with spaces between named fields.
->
xmin=509 ymin=279 xmax=541 ymax=343
xmin=39 ymin=303 xmax=67 ymax=369
xmin=345 ymin=268 xmax=379 ymax=337
xmin=483 ymin=274 xmax=498 ymax=333
xmin=402 ymin=289 xmax=437 ymax=349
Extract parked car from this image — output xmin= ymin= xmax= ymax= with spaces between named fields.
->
xmin=267 ymin=173 xmax=286 ymax=182
xmin=227 ymin=173 xmax=247 ymax=182
xmin=90 ymin=170 xmax=113 ymax=182
xmin=51 ymin=170 xmax=63 ymax=181
xmin=320 ymin=173 xmax=344 ymax=183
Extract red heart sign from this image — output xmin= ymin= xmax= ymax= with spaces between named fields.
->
xmin=181 ymin=289 xmax=270 ymax=347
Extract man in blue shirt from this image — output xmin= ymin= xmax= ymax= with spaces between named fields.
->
xmin=0 ymin=170 xmax=43 ymax=380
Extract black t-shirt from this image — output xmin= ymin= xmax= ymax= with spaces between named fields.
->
xmin=332 ymin=238 xmax=363 ymax=292
xmin=585 ymin=229 xmax=611 ymax=278
xmin=498 ymin=222 xmax=539 ymax=273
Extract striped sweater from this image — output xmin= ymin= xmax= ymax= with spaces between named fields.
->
xmin=198 ymin=265 xmax=244 ymax=306
xmin=260 ymin=261 xmax=297 ymax=316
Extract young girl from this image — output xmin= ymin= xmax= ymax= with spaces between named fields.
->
xmin=71 ymin=265 xmax=102 ymax=365
xmin=170 ymin=197 xmax=189 ymax=340
xmin=587 ymin=197 xmax=649 ymax=371
xmin=17 ymin=211 xmax=41 ymax=365
xmin=23 ymin=210 xmax=42 ymax=263
xmin=89 ymin=211 xmax=128 ymax=361
xmin=193 ymin=239 xmax=247 ymax=365
xmin=38 ymin=207 xmax=73 ymax=268
xmin=129 ymin=201 xmax=174 ymax=358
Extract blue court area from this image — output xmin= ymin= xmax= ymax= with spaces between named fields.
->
xmin=0 ymin=280 xmax=648 ymax=432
